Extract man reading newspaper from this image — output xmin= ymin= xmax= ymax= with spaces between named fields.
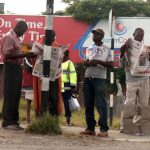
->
xmin=120 ymin=28 xmax=149 ymax=135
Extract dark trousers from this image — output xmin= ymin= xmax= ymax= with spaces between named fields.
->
xmin=2 ymin=63 xmax=22 ymax=127
xmin=48 ymin=79 xmax=59 ymax=116
xmin=62 ymin=90 xmax=72 ymax=118
xmin=83 ymin=77 xmax=109 ymax=132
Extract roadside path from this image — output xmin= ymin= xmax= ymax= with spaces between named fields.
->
xmin=0 ymin=124 xmax=150 ymax=150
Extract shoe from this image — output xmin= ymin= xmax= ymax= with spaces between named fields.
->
xmin=66 ymin=122 xmax=71 ymax=126
xmin=15 ymin=125 xmax=24 ymax=130
xmin=97 ymin=131 xmax=108 ymax=137
xmin=134 ymin=131 xmax=144 ymax=136
xmin=3 ymin=124 xmax=24 ymax=130
xmin=120 ymin=129 xmax=124 ymax=133
xmin=80 ymin=129 xmax=96 ymax=136
xmin=66 ymin=117 xmax=71 ymax=126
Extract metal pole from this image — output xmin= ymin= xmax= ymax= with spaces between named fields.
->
xmin=109 ymin=9 xmax=114 ymax=127
xmin=41 ymin=0 xmax=54 ymax=114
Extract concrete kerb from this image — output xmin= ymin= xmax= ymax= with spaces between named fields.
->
xmin=61 ymin=126 xmax=150 ymax=142
xmin=1 ymin=123 xmax=150 ymax=143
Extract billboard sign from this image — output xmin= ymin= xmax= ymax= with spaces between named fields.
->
xmin=1 ymin=15 xmax=150 ymax=66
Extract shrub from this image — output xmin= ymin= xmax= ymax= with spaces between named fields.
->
xmin=26 ymin=113 xmax=62 ymax=135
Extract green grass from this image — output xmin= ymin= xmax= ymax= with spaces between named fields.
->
xmin=19 ymin=98 xmax=35 ymax=122
xmin=0 ymin=99 xmax=121 ymax=130
xmin=26 ymin=113 xmax=62 ymax=135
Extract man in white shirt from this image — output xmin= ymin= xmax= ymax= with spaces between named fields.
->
xmin=80 ymin=28 xmax=113 ymax=137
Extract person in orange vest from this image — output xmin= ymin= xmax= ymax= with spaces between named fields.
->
xmin=33 ymin=32 xmax=64 ymax=117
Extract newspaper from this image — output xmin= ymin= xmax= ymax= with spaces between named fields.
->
xmin=49 ymin=47 xmax=61 ymax=81
xmin=31 ymin=41 xmax=44 ymax=54
xmin=86 ymin=45 xmax=109 ymax=61
xmin=130 ymin=40 xmax=150 ymax=76
xmin=32 ymin=55 xmax=43 ymax=77
xmin=32 ymin=44 xmax=61 ymax=81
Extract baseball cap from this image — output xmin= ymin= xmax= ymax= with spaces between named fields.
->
xmin=92 ymin=28 xmax=104 ymax=38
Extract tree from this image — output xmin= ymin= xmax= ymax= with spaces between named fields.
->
xmin=41 ymin=10 xmax=68 ymax=16
xmin=147 ymin=0 xmax=150 ymax=3
xmin=62 ymin=0 xmax=150 ymax=24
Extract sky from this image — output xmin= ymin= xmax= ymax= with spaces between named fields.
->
xmin=0 ymin=0 xmax=68 ymax=15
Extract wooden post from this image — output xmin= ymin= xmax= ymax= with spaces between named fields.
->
xmin=41 ymin=0 xmax=54 ymax=114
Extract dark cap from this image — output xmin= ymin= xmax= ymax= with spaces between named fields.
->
xmin=92 ymin=28 xmax=105 ymax=38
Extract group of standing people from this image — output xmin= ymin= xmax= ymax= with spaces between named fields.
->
xmin=2 ymin=21 xmax=112 ymax=136
xmin=1 ymin=19 xmax=146 ymax=137
xmin=0 ymin=20 xmax=112 ymax=137
xmin=0 ymin=20 xmax=78 ymax=130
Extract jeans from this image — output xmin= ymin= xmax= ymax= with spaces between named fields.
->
xmin=83 ymin=77 xmax=109 ymax=132
xmin=2 ymin=63 xmax=22 ymax=127
xmin=62 ymin=90 xmax=72 ymax=118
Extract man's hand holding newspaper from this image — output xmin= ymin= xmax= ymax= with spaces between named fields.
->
xmin=31 ymin=41 xmax=62 ymax=81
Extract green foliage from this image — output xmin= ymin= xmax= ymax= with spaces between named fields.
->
xmin=0 ymin=11 xmax=4 ymax=14
xmin=59 ymin=108 xmax=87 ymax=126
xmin=19 ymin=98 xmax=35 ymax=122
xmin=54 ymin=10 xmax=68 ymax=16
xmin=26 ymin=113 xmax=62 ymax=135
xmin=62 ymin=0 xmax=150 ymax=24
xmin=0 ymin=99 xmax=121 ymax=130
xmin=107 ymin=67 xmax=126 ymax=94
xmin=41 ymin=10 xmax=68 ymax=16
xmin=112 ymin=117 xmax=121 ymax=130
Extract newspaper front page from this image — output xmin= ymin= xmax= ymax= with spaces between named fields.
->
xmin=86 ymin=45 xmax=109 ymax=61
xmin=130 ymin=40 xmax=150 ymax=76
xmin=32 ymin=42 xmax=61 ymax=81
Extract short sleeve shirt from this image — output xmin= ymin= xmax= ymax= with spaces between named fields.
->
xmin=85 ymin=44 xmax=112 ymax=79
xmin=1 ymin=30 xmax=22 ymax=63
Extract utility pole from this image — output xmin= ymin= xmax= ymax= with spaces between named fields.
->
xmin=41 ymin=0 xmax=54 ymax=114
xmin=109 ymin=9 xmax=114 ymax=127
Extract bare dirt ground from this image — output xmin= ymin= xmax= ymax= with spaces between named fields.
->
xmin=0 ymin=125 xmax=150 ymax=150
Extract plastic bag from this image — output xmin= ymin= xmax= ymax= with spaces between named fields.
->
xmin=69 ymin=96 xmax=80 ymax=112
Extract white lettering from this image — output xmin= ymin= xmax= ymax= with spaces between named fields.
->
xmin=20 ymin=35 xmax=25 ymax=43
xmin=0 ymin=31 xmax=6 ymax=40
xmin=29 ymin=31 xmax=37 ymax=41
xmin=29 ymin=31 xmax=44 ymax=41
xmin=37 ymin=22 xmax=43 ymax=29
xmin=15 ymin=18 xmax=44 ymax=29
xmin=0 ymin=18 xmax=11 ymax=27
xmin=16 ymin=18 xmax=25 ymax=22
xmin=27 ymin=22 xmax=37 ymax=29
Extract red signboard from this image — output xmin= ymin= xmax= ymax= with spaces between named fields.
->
xmin=0 ymin=14 xmax=90 ymax=63
xmin=0 ymin=14 xmax=120 ymax=66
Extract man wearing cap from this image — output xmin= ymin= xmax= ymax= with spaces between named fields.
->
xmin=80 ymin=28 xmax=113 ymax=137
